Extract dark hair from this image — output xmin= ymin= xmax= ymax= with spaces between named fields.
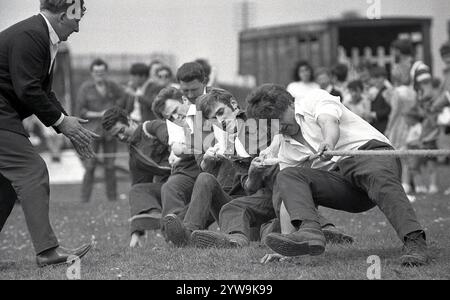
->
xmin=102 ymin=107 xmax=129 ymax=131
xmin=369 ymin=66 xmax=387 ymax=78
xmin=176 ymin=62 xmax=205 ymax=83
xmin=130 ymin=63 xmax=150 ymax=77
xmin=152 ymin=87 xmax=184 ymax=120
xmin=197 ymin=88 xmax=236 ymax=117
xmin=347 ymin=80 xmax=364 ymax=92
xmin=195 ymin=58 xmax=212 ymax=84
xmin=155 ymin=65 xmax=173 ymax=78
xmin=440 ymin=41 xmax=450 ymax=57
xmin=40 ymin=0 xmax=85 ymax=14
xmin=292 ymin=60 xmax=314 ymax=82
xmin=392 ymin=39 xmax=415 ymax=56
xmin=90 ymin=58 xmax=108 ymax=72
xmin=246 ymin=84 xmax=294 ymax=120
xmin=331 ymin=64 xmax=348 ymax=82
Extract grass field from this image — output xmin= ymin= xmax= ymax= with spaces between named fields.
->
xmin=1 ymin=167 xmax=449 ymax=280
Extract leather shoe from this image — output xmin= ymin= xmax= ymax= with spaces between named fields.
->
xmin=264 ymin=228 xmax=326 ymax=257
xmin=36 ymin=243 xmax=92 ymax=268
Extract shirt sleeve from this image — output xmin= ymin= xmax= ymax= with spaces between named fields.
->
xmin=308 ymin=89 xmax=343 ymax=121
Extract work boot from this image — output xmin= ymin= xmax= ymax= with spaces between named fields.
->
xmin=400 ymin=230 xmax=429 ymax=267
xmin=161 ymin=214 xmax=191 ymax=247
xmin=264 ymin=227 xmax=326 ymax=257
xmin=191 ymin=230 xmax=249 ymax=249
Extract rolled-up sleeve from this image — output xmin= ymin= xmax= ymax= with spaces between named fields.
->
xmin=310 ymin=90 xmax=343 ymax=121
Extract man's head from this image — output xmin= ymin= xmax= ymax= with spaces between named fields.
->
xmin=40 ymin=0 xmax=86 ymax=41
xmin=129 ymin=63 xmax=149 ymax=88
xmin=195 ymin=58 xmax=212 ymax=86
xmin=369 ymin=66 xmax=387 ymax=89
xmin=148 ymin=59 xmax=164 ymax=80
xmin=331 ymin=63 xmax=348 ymax=84
xmin=347 ymin=80 xmax=364 ymax=102
xmin=392 ymin=39 xmax=415 ymax=64
xmin=315 ymin=67 xmax=332 ymax=89
xmin=246 ymin=84 xmax=299 ymax=136
xmin=198 ymin=88 xmax=240 ymax=131
xmin=102 ymin=107 xmax=137 ymax=143
xmin=90 ymin=58 xmax=108 ymax=84
xmin=155 ymin=65 xmax=173 ymax=86
xmin=152 ymin=87 xmax=189 ymax=127
xmin=176 ymin=62 xmax=206 ymax=103
xmin=440 ymin=41 xmax=450 ymax=69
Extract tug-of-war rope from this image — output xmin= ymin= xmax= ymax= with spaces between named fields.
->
xmin=55 ymin=149 xmax=450 ymax=160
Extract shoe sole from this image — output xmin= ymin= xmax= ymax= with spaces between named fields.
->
xmin=163 ymin=215 xmax=188 ymax=247
xmin=323 ymin=230 xmax=354 ymax=244
xmin=400 ymin=255 xmax=428 ymax=267
xmin=191 ymin=231 xmax=237 ymax=249
xmin=37 ymin=244 xmax=93 ymax=268
xmin=264 ymin=235 xmax=325 ymax=257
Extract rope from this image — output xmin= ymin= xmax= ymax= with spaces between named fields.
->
xmin=44 ymin=149 xmax=450 ymax=160
xmin=323 ymin=149 xmax=450 ymax=158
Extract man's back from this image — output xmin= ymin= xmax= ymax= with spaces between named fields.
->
xmin=0 ymin=15 xmax=56 ymax=135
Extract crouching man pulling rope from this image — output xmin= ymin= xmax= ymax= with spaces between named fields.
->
xmin=247 ymin=85 xmax=431 ymax=267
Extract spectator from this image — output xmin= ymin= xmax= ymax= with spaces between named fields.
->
xmin=124 ymin=63 xmax=150 ymax=123
xmin=76 ymin=58 xmax=125 ymax=203
xmin=368 ymin=66 xmax=391 ymax=133
xmin=176 ymin=62 xmax=208 ymax=105
xmin=155 ymin=65 xmax=177 ymax=88
xmin=331 ymin=63 xmax=350 ymax=102
xmin=286 ymin=60 xmax=320 ymax=102
xmin=344 ymin=80 xmax=371 ymax=121
xmin=315 ymin=67 xmax=343 ymax=101
xmin=195 ymin=58 xmax=217 ymax=87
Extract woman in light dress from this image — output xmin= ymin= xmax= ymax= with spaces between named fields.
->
xmin=286 ymin=60 xmax=320 ymax=102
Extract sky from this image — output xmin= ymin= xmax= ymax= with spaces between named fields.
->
xmin=1 ymin=0 xmax=449 ymax=83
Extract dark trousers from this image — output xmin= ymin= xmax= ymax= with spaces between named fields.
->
xmin=183 ymin=172 xmax=233 ymax=231
xmin=219 ymin=188 xmax=276 ymax=239
xmin=276 ymin=140 xmax=423 ymax=240
xmin=81 ymin=136 xmax=117 ymax=202
xmin=0 ymin=130 xmax=58 ymax=254
xmin=129 ymin=182 xmax=163 ymax=234
xmin=161 ymin=173 xmax=196 ymax=219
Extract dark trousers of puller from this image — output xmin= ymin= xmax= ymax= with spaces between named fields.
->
xmin=183 ymin=172 xmax=232 ymax=232
xmin=0 ymin=130 xmax=58 ymax=254
xmin=219 ymin=188 xmax=276 ymax=240
xmin=129 ymin=182 xmax=163 ymax=234
xmin=275 ymin=139 xmax=423 ymax=240
xmin=81 ymin=136 xmax=117 ymax=202
xmin=161 ymin=173 xmax=196 ymax=219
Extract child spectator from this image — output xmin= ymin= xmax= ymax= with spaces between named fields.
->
xmin=315 ymin=67 xmax=343 ymax=101
xmin=404 ymin=69 xmax=440 ymax=195
xmin=344 ymin=80 xmax=371 ymax=121
xmin=368 ymin=66 xmax=392 ymax=133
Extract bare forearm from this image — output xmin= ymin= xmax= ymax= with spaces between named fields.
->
xmin=319 ymin=117 xmax=340 ymax=148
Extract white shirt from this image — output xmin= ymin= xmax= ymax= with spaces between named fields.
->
xmin=294 ymin=89 xmax=390 ymax=164
xmin=40 ymin=13 xmax=64 ymax=127
xmin=287 ymin=81 xmax=320 ymax=103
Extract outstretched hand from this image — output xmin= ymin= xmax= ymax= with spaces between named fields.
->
xmin=57 ymin=116 xmax=99 ymax=159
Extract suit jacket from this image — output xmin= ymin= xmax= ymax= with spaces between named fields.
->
xmin=0 ymin=14 xmax=68 ymax=136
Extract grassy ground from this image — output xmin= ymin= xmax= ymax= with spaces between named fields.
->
xmin=1 ymin=167 xmax=449 ymax=280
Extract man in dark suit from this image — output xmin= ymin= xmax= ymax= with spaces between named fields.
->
xmin=0 ymin=0 xmax=97 ymax=267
